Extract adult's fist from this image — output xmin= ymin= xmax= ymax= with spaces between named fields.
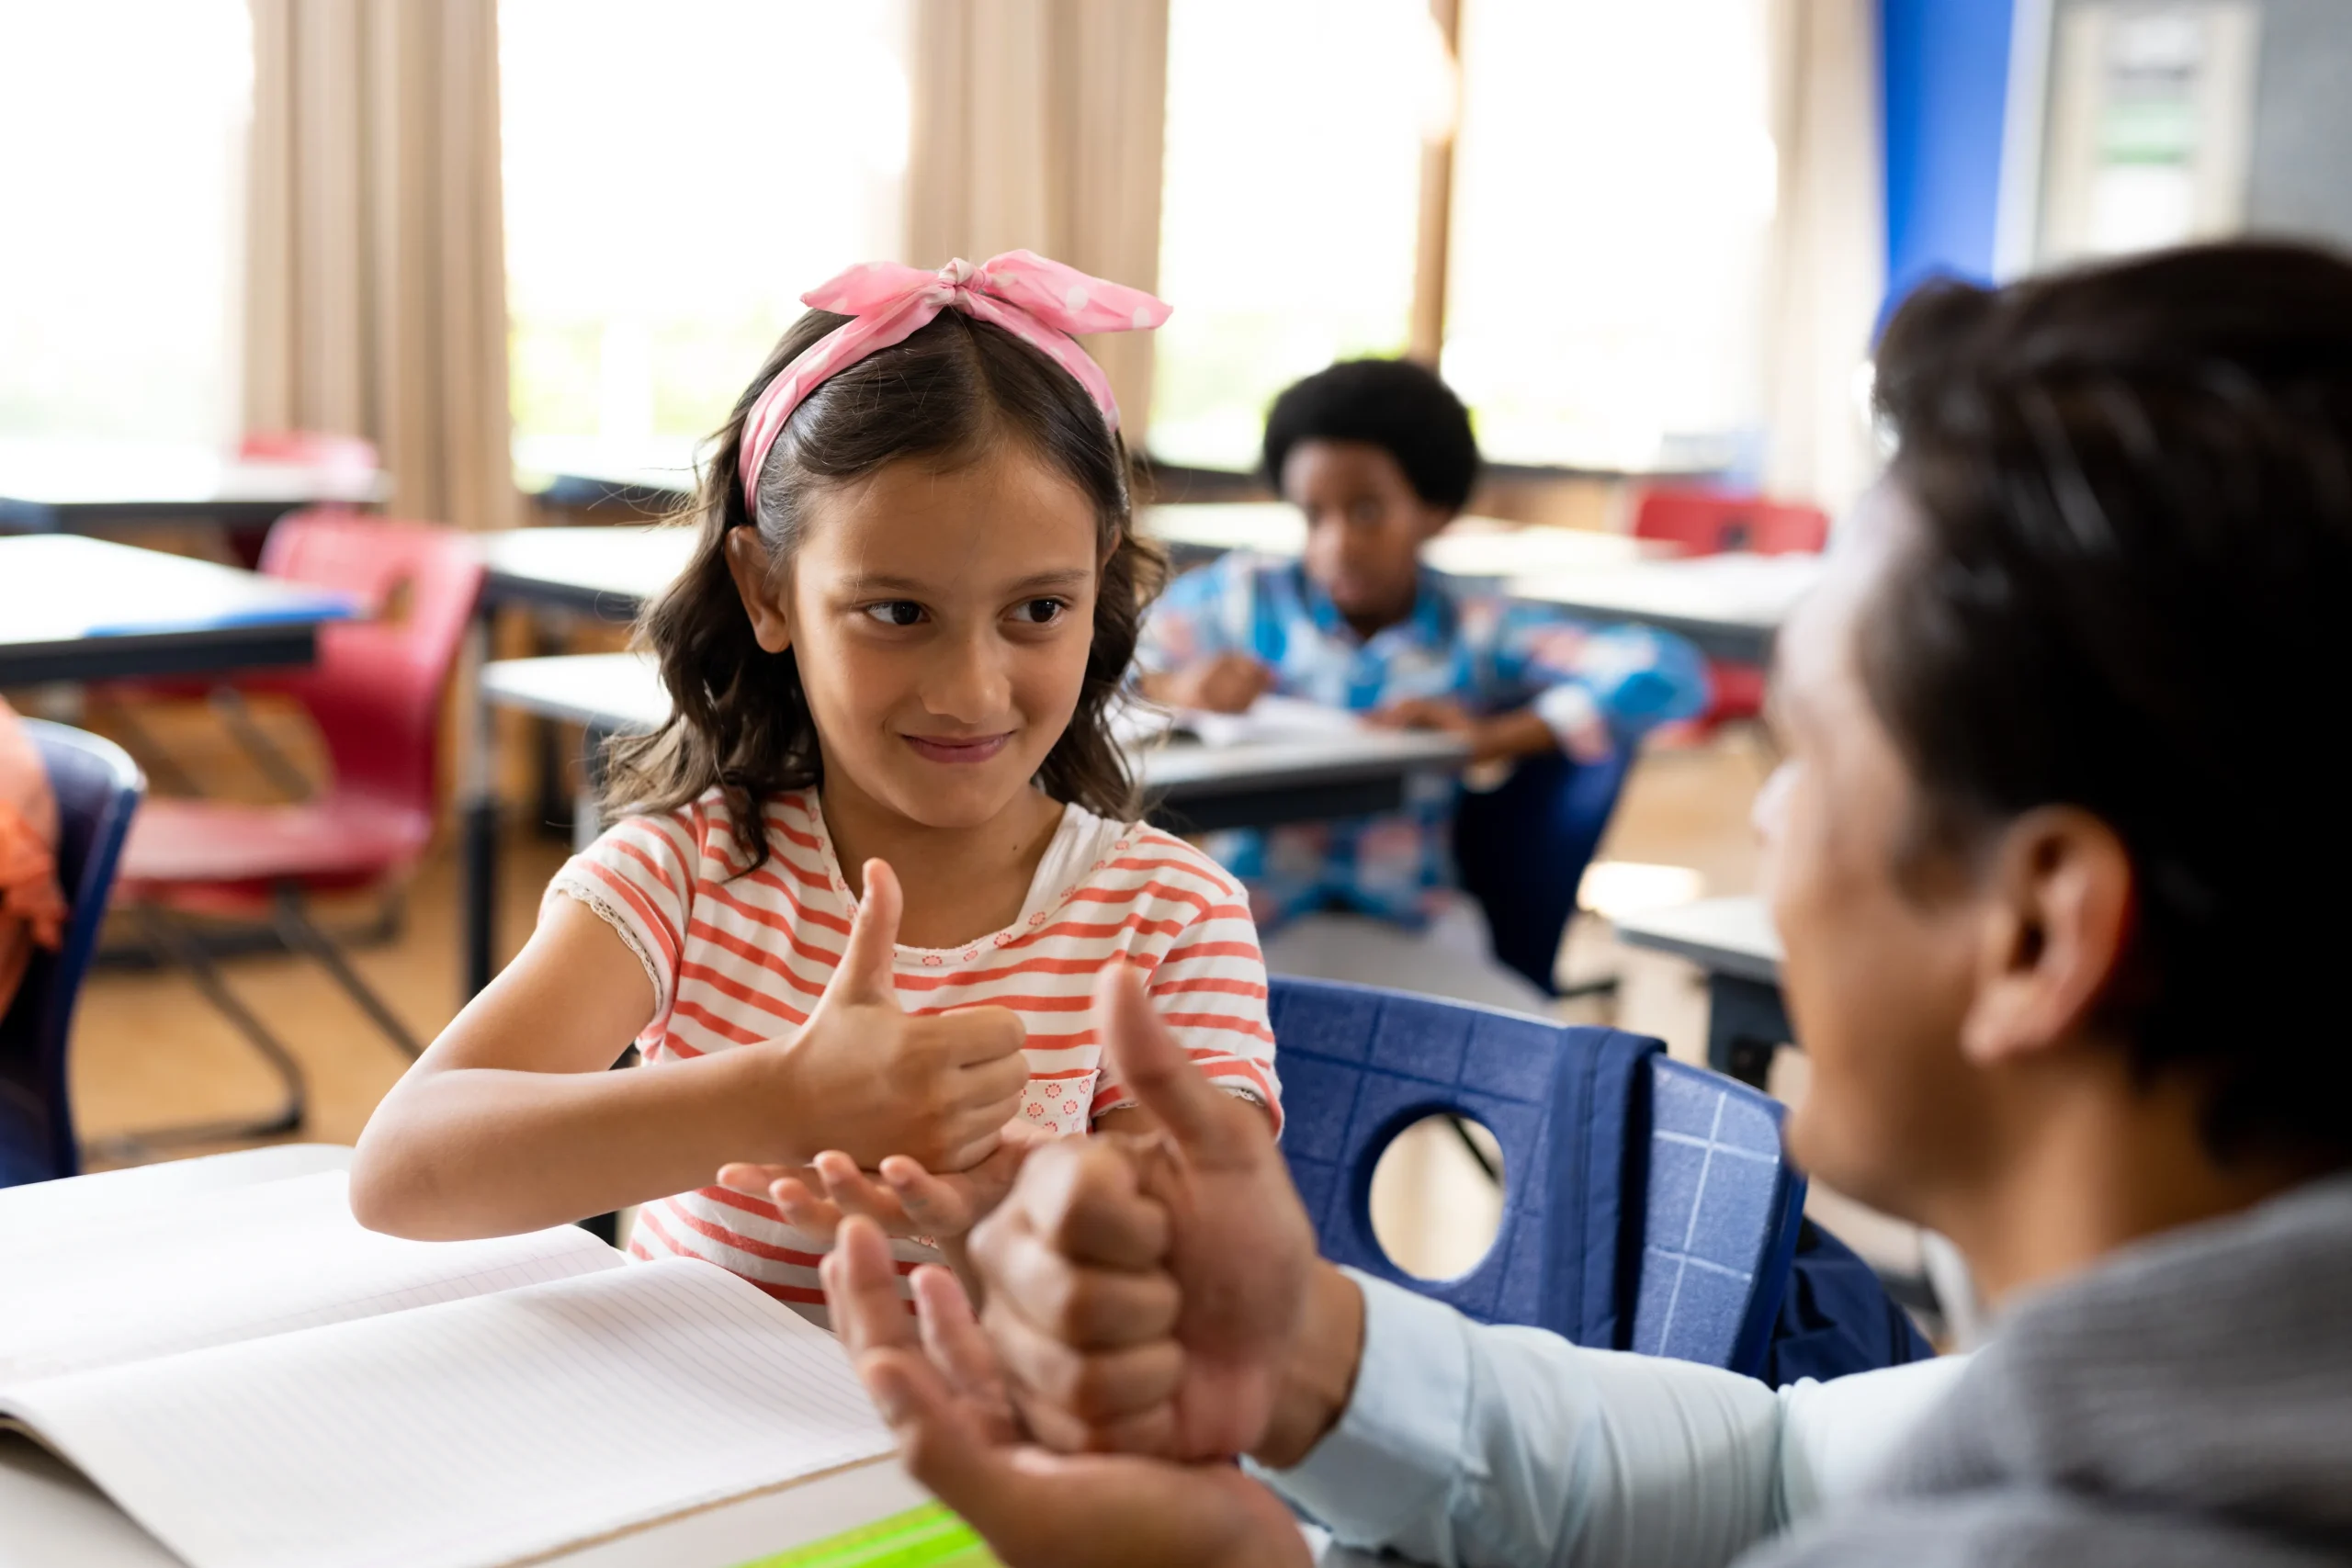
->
xmin=971 ymin=962 xmax=1317 ymax=1460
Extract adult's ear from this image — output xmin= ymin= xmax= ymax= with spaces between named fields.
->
xmin=723 ymin=526 xmax=794 ymax=655
xmin=1956 ymin=806 xmax=2136 ymax=1067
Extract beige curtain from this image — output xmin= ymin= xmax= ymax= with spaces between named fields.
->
xmin=907 ymin=0 xmax=1170 ymax=434
xmin=243 ymin=0 xmax=516 ymax=533
xmin=1761 ymin=0 xmax=1885 ymax=519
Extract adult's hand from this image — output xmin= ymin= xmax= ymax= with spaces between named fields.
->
xmin=969 ymin=963 xmax=1351 ymax=1462
xmin=822 ymin=1216 xmax=1310 ymax=1568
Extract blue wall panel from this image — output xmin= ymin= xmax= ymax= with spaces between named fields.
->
xmin=1881 ymin=0 xmax=2018 ymax=307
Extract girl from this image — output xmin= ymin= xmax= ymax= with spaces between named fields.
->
xmin=350 ymin=254 xmax=1282 ymax=1317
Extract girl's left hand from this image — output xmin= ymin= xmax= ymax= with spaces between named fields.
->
xmin=718 ymin=1139 xmax=1035 ymax=1244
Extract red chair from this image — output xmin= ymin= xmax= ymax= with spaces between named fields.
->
xmin=237 ymin=430 xmax=381 ymax=477
xmin=1631 ymin=488 xmax=1829 ymax=726
xmin=92 ymin=432 xmax=387 ymax=777
xmin=107 ymin=512 xmax=483 ymax=1148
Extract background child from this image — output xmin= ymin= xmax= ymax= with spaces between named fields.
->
xmin=351 ymin=254 xmax=1280 ymax=1319
xmin=1136 ymin=357 xmax=1706 ymax=1010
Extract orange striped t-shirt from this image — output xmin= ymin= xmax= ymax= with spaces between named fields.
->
xmin=546 ymin=785 xmax=1280 ymax=1321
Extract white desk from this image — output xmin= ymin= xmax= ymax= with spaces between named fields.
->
xmin=0 ymin=1145 xmax=933 ymax=1568
xmin=478 ymin=525 xmax=697 ymax=619
xmin=1614 ymin=895 xmax=1789 ymax=1088
xmin=1143 ymin=503 xmax=1654 ymax=581
xmin=1508 ymin=552 xmax=1826 ymax=664
xmin=0 ymin=1147 xmax=1381 ymax=1568
xmin=0 ymin=536 xmax=356 ymax=686
xmin=460 ymin=651 xmax=1468 ymax=998
xmin=0 ymin=440 xmax=388 ymax=535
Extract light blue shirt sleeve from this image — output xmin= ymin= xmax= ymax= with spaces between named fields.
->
xmin=1266 ymin=1272 xmax=1969 ymax=1568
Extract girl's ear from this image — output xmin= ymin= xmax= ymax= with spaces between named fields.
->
xmin=723 ymin=526 xmax=794 ymax=654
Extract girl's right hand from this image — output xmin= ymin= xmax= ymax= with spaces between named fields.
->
xmin=764 ymin=859 xmax=1030 ymax=1172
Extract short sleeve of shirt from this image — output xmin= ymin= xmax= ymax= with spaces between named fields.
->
xmin=1136 ymin=555 xmax=1250 ymax=675
xmin=1475 ymin=603 xmax=1711 ymax=756
xmin=544 ymin=806 xmax=701 ymax=1032
xmin=1090 ymin=833 xmax=1284 ymax=1134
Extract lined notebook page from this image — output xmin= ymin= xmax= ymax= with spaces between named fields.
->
xmin=1 ymin=1259 xmax=893 ymax=1568
xmin=0 ymin=1170 xmax=619 ymax=1383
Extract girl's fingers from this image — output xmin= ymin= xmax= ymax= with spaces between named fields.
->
xmin=880 ymin=1157 xmax=974 ymax=1229
xmin=768 ymin=1177 xmax=845 ymax=1240
xmin=815 ymin=1152 xmax=912 ymax=1226
xmin=717 ymin=1161 xmax=799 ymax=1195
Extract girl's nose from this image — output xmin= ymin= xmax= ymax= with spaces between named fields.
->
xmin=922 ymin=630 xmax=1013 ymax=723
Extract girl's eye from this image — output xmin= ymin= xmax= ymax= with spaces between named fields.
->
xmin=863 ymin=601 xmax=926 ymax=627
xmin=1013 ymin=598 xmax=1068 ymax=626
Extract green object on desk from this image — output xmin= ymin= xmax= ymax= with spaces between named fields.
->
xmin=731 ymin=1502 xmax=998 ymax=1567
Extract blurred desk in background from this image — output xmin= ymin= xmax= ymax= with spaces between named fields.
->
xmin=1614 ymin=895 xmax=1786 ymax=1088
xmin=0 ymin=536 xmax=355 ymax=686
xmin=1142 ymin=502 xmax=1655 ymax=581
xmin=1508 ymin=552 xmax=1825 ymax=663
xmin=0 ymin=440 xmax=387 ymax=535
xmin=461 ymin=650 xmax=1468 ymax=998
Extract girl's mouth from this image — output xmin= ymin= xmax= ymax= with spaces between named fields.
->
xmin=901 ymin=732 xmax=1012 ymax=765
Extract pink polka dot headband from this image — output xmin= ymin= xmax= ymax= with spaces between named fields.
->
xmin=738 ymin=251 xmax=1171 ymax=521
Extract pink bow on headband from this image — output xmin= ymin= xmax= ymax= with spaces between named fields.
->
xmin=738 ymin=251 xmax=1171 ymax=513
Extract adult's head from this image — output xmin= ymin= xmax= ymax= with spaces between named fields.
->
xmin=1762 ymin=241 xmax=2352 ymax=1291
xmin=1262 ymin=357 xmax=1479 ymax=632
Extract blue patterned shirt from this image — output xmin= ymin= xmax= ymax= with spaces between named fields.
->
xmin=1136 ymin=552 xmax=1707 ymax=928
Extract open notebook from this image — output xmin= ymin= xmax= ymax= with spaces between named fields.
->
xmin=0 ymin=1170 xmax=896 ymax=1568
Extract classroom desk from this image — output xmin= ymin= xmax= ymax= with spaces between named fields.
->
xmin=0 ymin=1146 xmax=1378 ymax=1568
xmin=1613 ymin=895 xmax=1789 ymax=1088
xmin=0 ymin=536 xmax=356 ymax=686
xmin=461 ymin=649 xmax=1470 ymax=998
xmin=1142 ymin=502 xmax=1656 ymax=580
xmin=0 ymin=440 xmax=388 ymax=535
xmin=1507 ymin=552 xmax=1826 ymax=664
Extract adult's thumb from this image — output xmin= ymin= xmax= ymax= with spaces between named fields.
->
xmin=1096 ymin=961 xmax=1239 ymax=1159
xmin=829 ymin=858 xmax=904 ymax=1006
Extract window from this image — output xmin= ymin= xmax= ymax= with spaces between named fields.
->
xmin=1442 ymin=0 xmax=1775 ymax=470
xmin=1150 ymin=0 xmax=1447 ymax=473
xmin=0 ymin=1 xmax=252 ymax=446
xmin=499 ymin=1 xmax=909 ymax=482
xmin=1150 ymin=0 xmax=1776 ymax=476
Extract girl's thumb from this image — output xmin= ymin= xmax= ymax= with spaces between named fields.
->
xmin=831 ymin=858 xmax=904 ymax=1005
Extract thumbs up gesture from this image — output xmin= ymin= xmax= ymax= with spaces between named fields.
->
xmin=760 ymin=859 xmax=1031 ymax=1174
xmin=967 ymin=963 xmax=1324 ymax=1461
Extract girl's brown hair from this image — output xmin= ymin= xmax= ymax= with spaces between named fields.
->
xmin=603 ymin=309 xmax=1167 ymax=874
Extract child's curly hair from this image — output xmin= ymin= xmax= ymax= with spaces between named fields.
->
xmin=604 ymin=309 xmax=1167 ymax=874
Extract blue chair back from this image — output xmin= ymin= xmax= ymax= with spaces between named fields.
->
xmin=0 ymin=721 xmax=143 ymax=1188
xmin=1270 ymin=976 xmax=1806 ymax=1374
xmin=1452 ymin=748 xmax=1633 ymax=996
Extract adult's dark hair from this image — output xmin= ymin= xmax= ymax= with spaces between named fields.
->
xmin=605 ymin=309 xmax=1167 ymax=874
xmin=1867 ymin=240 xmax=2352 ymax=1167
xmin=1261 ymin=357 xmax=1481 ymax=509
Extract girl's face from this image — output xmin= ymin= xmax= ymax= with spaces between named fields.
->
xmin=731 ymin=446 xmax=1104 ymax=832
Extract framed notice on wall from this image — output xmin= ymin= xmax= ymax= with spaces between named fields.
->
xmin=2030 ymin=0 xmax=2262 ymax=265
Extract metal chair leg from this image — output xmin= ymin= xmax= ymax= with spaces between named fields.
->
xmin=271 ymin=886 xmax=424 ymax=1059
xmin=87 ymin=907 xmax=308 ymax=1158
xmin=92 ymin=700 xmax=203 ymax=798
xmin=210 ymin=688 xmax=315 ymax=800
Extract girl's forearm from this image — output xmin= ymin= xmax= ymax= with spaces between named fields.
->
xmin=349 ymin=1047 xmax=785 ymax=1240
